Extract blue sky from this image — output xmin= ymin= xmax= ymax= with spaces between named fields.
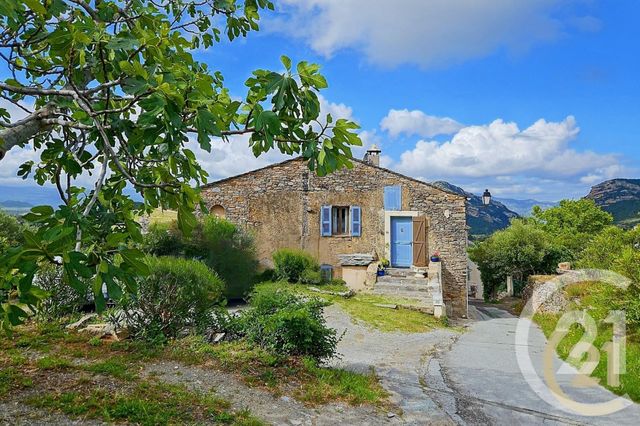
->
xmin=1 ymin=0 xmax=639 ymax=203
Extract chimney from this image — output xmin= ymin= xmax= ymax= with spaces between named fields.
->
xmin=363 ymin=144 xmax=381 ymax=166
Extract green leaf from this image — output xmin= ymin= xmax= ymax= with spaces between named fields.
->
xmin=177 ymin=204 xmax=198 ymax=237
xmin=280 ymin=55 xmax=292 ymax=71
xmin=23 ymin=0 xmax=46 ymax=15
xmin=120 ymin=249 xmax=149 ymax=275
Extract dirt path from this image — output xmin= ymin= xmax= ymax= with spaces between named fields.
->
xmin=143 ymin=361 xmax=400 ymax=426
xmin=324 ymin=304 xmax=461 ymax=425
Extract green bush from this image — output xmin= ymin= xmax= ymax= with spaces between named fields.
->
xmin=238 ymin=285 xmax=338 ymax=361
xmin=253 ymin=268 xmax=276 ymax=284
xmin=186 ymin=216 xmax=259 ymax=300
xmin=300 ymin=268 xmax=322 ymax=285
xmin=272 ymin=248 xmax=319 ymax=283
xmin=121 ymin=256 xmax=224 ymax=340
xmin=142 ymin=223 xmax=183 ymax=256
xmin=34 ymin=264 xmax=90 ymax=321
xmin=141 ymin=216 xmax=258 ymax=300
xmin=0 ymin=210 xmax=27 ymax=253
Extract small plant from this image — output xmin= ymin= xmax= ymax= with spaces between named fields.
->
xmin=272 ymin=248 xmax=319 ymax=283
xmin=88 ymin=337 xmax=102 ymax=347
xmin=430 ymin=250 xmax=441 ymax=262
xmin=120 ymin=256 xmax=225 ymax=340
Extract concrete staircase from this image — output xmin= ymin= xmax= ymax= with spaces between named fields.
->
xmin=372 ymin=268 xmax=438 ymax=312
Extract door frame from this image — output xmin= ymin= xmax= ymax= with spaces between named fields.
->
xmin=384 ymin=210 xmax=419 ymax=267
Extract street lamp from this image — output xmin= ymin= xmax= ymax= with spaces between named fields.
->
xmin=482 ymin=189 xmax=492 ymax=206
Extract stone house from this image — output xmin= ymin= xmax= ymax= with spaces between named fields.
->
xmin=201 ymin=147 xmax=469 ymax=317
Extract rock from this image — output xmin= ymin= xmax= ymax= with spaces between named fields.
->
xmin=79 ymin=323 xmax=119 ymax=341
xmin=213 ymin=333 xmax=225 ymax=343
xmin=387 ymin=412 xmax=396 ymax=418
xmin=337 ymin=253 xmax=376 ymax=266
xmin=373 ymin=303 xmax=398 ymax=310
xmin=308 ymin=286 xmax=355 ymax=298
xmin=66 ymin=313 xmax=97 ymax=330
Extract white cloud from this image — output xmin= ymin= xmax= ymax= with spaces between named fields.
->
xmin=392 ymin=116 xmax=625 ymax=184
xmin=195 ymin=94 xmax=358 ymax=180
xmin=380 ymin=109 xmax=463 ymax=138
xmin=272 ymin=0 xmax=593 ymax=68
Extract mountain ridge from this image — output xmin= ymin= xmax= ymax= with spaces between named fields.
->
xmin=430 ymin=181 xmax=519 ymax=237
xmin=584 ymin=178 xmax=640 ymax=228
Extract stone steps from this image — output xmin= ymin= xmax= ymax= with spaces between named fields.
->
xmin=376 ymin=275 xmax=431 ymax=286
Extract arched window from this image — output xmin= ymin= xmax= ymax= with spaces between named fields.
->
xmin=211 ymin=205 xmax=226 ymax=219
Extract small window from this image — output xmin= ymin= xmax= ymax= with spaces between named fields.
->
xmin=211 ymin=205 xmax=225 ymax=218
xmin=332 ymin=206 xmax=350 ymax=235
xmin=320 ymin=205 xmax=362 ymax=237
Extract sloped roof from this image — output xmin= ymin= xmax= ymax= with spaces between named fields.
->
xmin=201 ymin=156 xmax=465 ymax=199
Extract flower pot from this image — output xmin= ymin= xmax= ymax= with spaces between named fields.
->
xmin=377 ymin=269 xmax=385 ymax=277
xmin=430 ymin=256 xmax=440 ymax=262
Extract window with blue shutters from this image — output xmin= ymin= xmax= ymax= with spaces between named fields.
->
xmin=321 ymin=205 xmax=332 ymax=236
xmin=384 ymin=185 xmax=402 ymax=210
xmin=350 ymin=206 xmax=361 ymax=236
xmin=320 ymin=205 xmax=362 ymax=237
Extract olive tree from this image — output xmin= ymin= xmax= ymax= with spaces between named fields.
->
xmin=0 ymin=0 xmax=361 ymax=330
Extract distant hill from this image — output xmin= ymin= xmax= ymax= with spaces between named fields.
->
xmin=494 ymin=198 xmax=559 ymax=217
xmin=0 ymin=200 xmax=33 ymax=208
xmin=431 ymin=181 xmax=519 ymax=237
xmin=584 ymin=178 xmax=640 ymax=229
xmin=0 ymin=185 xmax=60 ymax=206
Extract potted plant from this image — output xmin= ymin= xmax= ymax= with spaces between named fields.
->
xmin=430 ymin=250 xmax=441 ymax=262
xmin=377 ymin=258 xmax=390 ymax=276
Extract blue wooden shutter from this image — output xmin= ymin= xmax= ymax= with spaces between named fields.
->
xmin=321 ymin=205 xmax=332 ymax=236
xmin=350 ymin=206 xmax=361 ymax=237
xmin=384 ymin=186 xmax=402 ymax=210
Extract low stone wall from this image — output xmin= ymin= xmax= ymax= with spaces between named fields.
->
xmin=522 ymin=274 xmax=568 ymax=314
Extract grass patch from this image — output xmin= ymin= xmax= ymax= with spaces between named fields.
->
xmin=27 ymin=380 xmax=262 ymax=425
xmin=167 ymin=336 xmax=390 ymax=407
xmin=255 ymin=281 xmax=447 ymax=333
xmin=2 ymin=322 xmax=391 ymax=413
xmin=84 ymin=357 xmax=137 ymax=380
xmin=0 ymin=366 xmax=34 ymax=397
xmin=296 ymin=358 xmax=388 ymax=406
xmin=35 ymin=355 xmax=73 ymax=370
xmin=534 ymin=281 xmax=640 ymax=402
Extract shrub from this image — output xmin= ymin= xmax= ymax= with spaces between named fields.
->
xmin=300 ymin=268 xmax=322 ymax=285
xmin=253 ymin=268 xmax=276 ymax=284
xmin=186 ymin=216 xmax=259 ymax=300
xmin=141 ymin=223 xmax=183 ymax=256
xmin=121 ymin=256 xmax=224 ymax=340
xmin=272 ymin=249 xmax=319 ymax=283
xmin=238 ymin=286 xmax=338 ymax=362
xmin=34 ymin=264 xmax=90 ymax=321
xmin=141 ymin=216 xmax=259 ymax=300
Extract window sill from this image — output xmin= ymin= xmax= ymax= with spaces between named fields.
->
xmin=324 ymin=235 xmax=358 ymax=239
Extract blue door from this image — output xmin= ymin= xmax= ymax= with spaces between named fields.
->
xmin=391 ymin=217 xmax=413 ymax=267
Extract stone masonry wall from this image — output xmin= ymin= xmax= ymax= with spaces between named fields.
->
xmin=201 ymin=158 xmax=468 ymax=317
